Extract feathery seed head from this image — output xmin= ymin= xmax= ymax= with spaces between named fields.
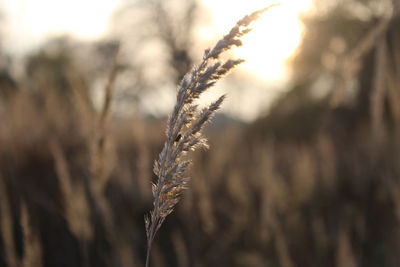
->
xmin=145 ymin=6 xmax=278 ymax=267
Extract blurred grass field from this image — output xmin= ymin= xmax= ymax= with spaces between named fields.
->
xmin=1 ymin=1 xmax=400 ymax=267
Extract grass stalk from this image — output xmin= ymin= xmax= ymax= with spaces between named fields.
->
xmin=144 ymin=5 xmax=278 ymax=267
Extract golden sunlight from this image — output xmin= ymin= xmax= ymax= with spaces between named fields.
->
xmin=201 ymin=0 xmax=313 ymax=81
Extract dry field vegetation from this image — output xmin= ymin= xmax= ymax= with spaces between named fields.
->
xmin=1 ymin=1 xmax=400 ymax=267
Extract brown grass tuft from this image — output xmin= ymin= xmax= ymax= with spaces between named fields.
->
xmin=144 ymin=5 xmax=278 ymax=267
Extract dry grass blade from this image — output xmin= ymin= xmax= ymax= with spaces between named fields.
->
xmin=91 ymin=45 xmax=120 ymax=196
xmin=144 ymin=5 xmax=278 ymax=267
xmin=0 ymin=179 xmax=19 ymax=267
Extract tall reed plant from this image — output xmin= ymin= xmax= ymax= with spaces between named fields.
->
xmin=144 ymin=6 xmax=278 ymax=267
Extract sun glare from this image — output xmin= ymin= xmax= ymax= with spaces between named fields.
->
xmin=201 ymin=0 xmax=313 ymax=81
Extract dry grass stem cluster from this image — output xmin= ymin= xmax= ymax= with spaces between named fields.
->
xmin=2 ymin=1 xmax=400 ymax=267
xmin=144 ymin=6 xmax=276 ymax=267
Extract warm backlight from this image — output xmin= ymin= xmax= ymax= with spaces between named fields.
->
xmin=201 ymin=0 xmax=313 ymax=81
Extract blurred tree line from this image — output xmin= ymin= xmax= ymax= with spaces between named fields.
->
xmin=1 ymin=0 xmax=400 ymax=267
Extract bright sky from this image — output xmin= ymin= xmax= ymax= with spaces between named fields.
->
xmin=1 ymin=0 xmax=311 ymax=74
xmin=0 ymin=0 xmax=313 ymax=120
xmin=202 ymin=0 xmax=312 ymax=81
xmin=0 ymin=0 xmax=124 ymax=53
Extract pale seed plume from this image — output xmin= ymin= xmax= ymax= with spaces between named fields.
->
xmin=144 ymin=5 xmax=278 ymax=267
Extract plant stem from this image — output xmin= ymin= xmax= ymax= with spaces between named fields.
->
xmin=145 ymin=242 xmax=152 ymax=267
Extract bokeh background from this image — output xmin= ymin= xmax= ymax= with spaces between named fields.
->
xmin=1 ymin=0 xmax=400 ymax=266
